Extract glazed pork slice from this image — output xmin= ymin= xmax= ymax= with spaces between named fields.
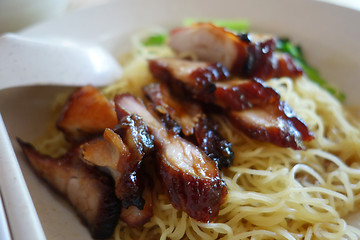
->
xmin=148 ymin=57 xmax=229 ymax=101
xmin=82 ymin=130 xmax=154 ymax=228
xmin=148 ymin=58 xmax=280 ymax=110
xmin=169 ymin=23 xmax=302 ymax=79
xmin=168 ymin=23 xmax=248 ymax=73
xmin=17 ymin=139 xmax=120 ymax=239
xmin=82 ymin=114 xmax=154 ymax=210
xmin=148 ymin=57 xmax=279 ymax=108
xmin=114 ymin=93 xmax=227 ymax=222
xmin=112 ymin=114 xmax=154 ymax=208
xmin=144 ymin=83 xmax=234 ymax=169
xmin=228 ymin=103 xmax=314 ymax=150
xmin=214 ymin=78 xmax=280 ymax=110
xmin=57 ymin=85 xmax=118 ymax=143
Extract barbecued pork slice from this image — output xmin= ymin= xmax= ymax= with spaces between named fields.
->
xmin=114 ymin=93 xmax=227 ymax=222
xmin=82 ymin=114 xmax=154 ymax=210
xmin=17 ymin=139 xmax=120 ymax=239
xmin=169 ymin=23 xmax=302 ymax=79
xmin=214 ymin=78 xmax=280 ymax=110
xmin=144 ymin=83 xmax=234 ymax=169
xmin=81 ymin=127 xmax=154 ymax=227
xmin=148 ymin=57 xmax=229 ymax=101
xmin=81 ymin=129 xmax=144 ymax=209
xmin=169 ymin=23 xmax=248 ymax=73
xmin=228 ymin=103 xmax=314 ymax=149
xmin=57 ymin=85 xmax=117 ymax=143
xmin=149 ymin=58 xmax=279 ymax=109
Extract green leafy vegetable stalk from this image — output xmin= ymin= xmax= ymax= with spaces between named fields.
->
xmin=276 ymin=38 xmax=345 ymax=102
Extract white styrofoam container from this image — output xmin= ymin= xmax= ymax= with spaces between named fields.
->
xmin=0 ymin=0 xmax=359 ymax=239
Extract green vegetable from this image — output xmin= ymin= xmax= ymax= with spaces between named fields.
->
xmin=276 ymin=38 xmax=345 ymax=102
xmin=142 ymin=34 xmax=167 ymax=46
xmin=183 ymin=18 xmax=249 ymax=33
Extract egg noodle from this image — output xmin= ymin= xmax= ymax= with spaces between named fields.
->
xmin=35 ymin=27 xmax=360 ymax=240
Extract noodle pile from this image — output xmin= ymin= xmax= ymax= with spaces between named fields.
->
xmin=36 ymin=28 xmax=360 ymax=240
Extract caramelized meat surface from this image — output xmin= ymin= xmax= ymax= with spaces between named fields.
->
xmin=114 ymin=93 xmax=227 ymax=222
xmin=148 ymin=58 xmax=313 ymax=150
xmin=148 ymin=57 xmax=229 ymax=100
xmin=149 ymin=58 xmax=279 ymax=109
xmin=228 ymin=103 xmax=314 ymax=149
xmin=194 ymin=117 xmax=234 ymax=169
xmin=214 ymin=78 xmax=280 ymax=110
xmin=82 ymin=114 xmax=154 ymax=210
xmin=18 ymin=139 xmax=120 ymax=239
xmin=57 ymin=85 xmax=117 ymax=143
xmin=144 ymin=82 xmax=234 ymax=168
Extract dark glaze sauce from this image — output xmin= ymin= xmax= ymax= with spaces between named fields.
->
xmin=242 ymin=37 xmax=303 ymax=79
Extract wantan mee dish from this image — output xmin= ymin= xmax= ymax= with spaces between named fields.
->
xmin=18 ymin=22 xmax=360 ymax=239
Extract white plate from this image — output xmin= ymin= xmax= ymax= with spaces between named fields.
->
xmin=0 ymin=0 xmax=360 ymax=239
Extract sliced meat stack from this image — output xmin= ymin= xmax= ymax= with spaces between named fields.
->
xmin=148 ymin=57 xmax=313 ymax=150
xmin=17 ymin=22 xmax=315 ymax=239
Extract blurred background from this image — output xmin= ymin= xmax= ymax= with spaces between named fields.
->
xmin=0 ymin=0 xmax=360 ymax=35
xmin=0 ymin=0 xmax=112 ymax=34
